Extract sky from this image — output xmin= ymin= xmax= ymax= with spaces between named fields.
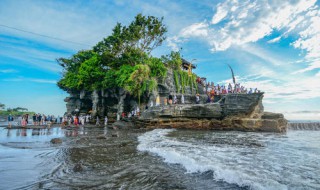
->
xmin=0 ymin=0 xmax=320 ymax=120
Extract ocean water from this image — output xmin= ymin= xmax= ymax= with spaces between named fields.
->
xmin=138 ymin=129 xmax=320 ymax=190
xmin=0 ymin=125 xmax=319 ymax=189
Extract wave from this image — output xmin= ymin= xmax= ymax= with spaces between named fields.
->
xmin=137 ymin=129 xmax=292 ymax=190
xmin=288 ymin=122 xmax=320 ymax=130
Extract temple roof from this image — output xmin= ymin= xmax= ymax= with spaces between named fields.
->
xmin=181 ymin=58 xmax=196 ymax=69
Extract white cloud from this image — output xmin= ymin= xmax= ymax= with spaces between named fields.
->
xmin=267 ymin=36 xmax=281 ymax=43
xmin=180 ymin=22 xmax=209 ymax=38
xmin=3 ymin=77 xmax=56 ymax=84
xmin=168 ymin=0 xmax=320 ymax=72
xmin=211 ymin=4 xmax=229 ymax=24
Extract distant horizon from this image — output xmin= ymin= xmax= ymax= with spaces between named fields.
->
xmin=1 ymin=0 xmax=320 ymax=120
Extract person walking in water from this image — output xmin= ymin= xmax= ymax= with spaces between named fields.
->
xmin=104 ymin=116 xmax=108 ymax=127
xmin=8 ymin=114 xmax=14 ymax=128
xmin=96 ymin=116 xmax=100 ymax=126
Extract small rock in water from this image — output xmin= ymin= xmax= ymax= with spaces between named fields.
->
xmin=96 ymin=135 xmax=107 ymax=139
xmin=50 ymin=138 xmax=62 ymax=144
xmin=73 ymin=163 xmax=83 ymax=172
xmin=112 ymin=133 xmax=119 ymax=137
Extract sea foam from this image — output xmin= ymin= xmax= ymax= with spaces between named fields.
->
xmin=138 ymin=129 xmax=320 ymax=190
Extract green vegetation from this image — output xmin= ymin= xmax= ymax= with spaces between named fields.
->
xmin=173 ymin=70 xmax=198 ymax=94
xmin=0 ymin=103 xmax=35 ymax=116
xmin=57 ymin=14 xmax=198 ymax=102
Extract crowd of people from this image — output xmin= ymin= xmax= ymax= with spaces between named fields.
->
xmin=60 ymin=114 xmax=91 ymax=127
xmin=7 ymin=113 xmax=65 ymax=128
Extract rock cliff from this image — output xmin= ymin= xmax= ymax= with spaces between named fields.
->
xmin=63 ymin=68 xmax=287 ymax=132
xmin=135 ymin=93 xmax=287 ymax=132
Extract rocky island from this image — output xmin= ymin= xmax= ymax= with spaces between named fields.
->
xmin=58 ymin=14 xmax=287 ymax=132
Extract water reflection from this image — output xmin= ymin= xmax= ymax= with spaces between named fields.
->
xmin=7 ymin=129 xmax=11 ymax=137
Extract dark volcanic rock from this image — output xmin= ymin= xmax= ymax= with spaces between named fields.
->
xmin=50 ymin=138 xmax=62 ymax=144
xmin=73 ymin=163 xmax=83 ymax=172
xmin=112 ymin=120 xmax=134 ymax=129
xmin=96 ymin=135 xmax=107 ymax=140
xmin=261 ymin=112 xmax=284 ymax=119
xmin=136 ymin=93 xmax=287 ymax=132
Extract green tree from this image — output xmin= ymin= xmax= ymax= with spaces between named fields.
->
xmin=57 ymin=14 xmax=168 ymax=104
xmin=0 ymin=103 xmax=5 ymax=110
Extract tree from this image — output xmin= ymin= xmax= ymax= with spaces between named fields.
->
xmin=57 ymin=14 xmax=168 ymax=107
xmin=125 ymin=64 xmax=157 ymax=105
xmin=0 ymin=103 xmax=5 ymax=110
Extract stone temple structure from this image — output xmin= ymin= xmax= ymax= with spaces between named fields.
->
xmin=64 ymin=60 xmax=287 ymax=132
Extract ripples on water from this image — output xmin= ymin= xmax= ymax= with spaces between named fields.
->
xmin=0 ymin=126 xmax=320 ymax=190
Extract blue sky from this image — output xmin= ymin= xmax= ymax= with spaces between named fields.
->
xmin=0 ymin=0 xmax=320 ymax=120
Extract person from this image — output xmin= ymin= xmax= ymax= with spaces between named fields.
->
xmin=150 ymin=101 xmax=153 ymax=107
xmin=21 ymin=115 xmax=27 ymax=127
xmin=196 ymin=94 xmax=200 ymax=104
xmin=168 ymin=94 xmax=173 ymax=105
xmin=17 ymin=115 xmax=22 ymax=126
xmin=173 ymin=95 xmax=177 ymax=104
xmin=8 ymin=114 xmax=14 ymax=128
xmin=156 ymin=95 xmax=160 ymax=106
xmin=104 ymin=116 xmax=108 ymax=127
xmin=164 ymin=98 xmax=168 ymax=106
xmin=74 ymin=116 xmax=79 ymax=126
xmin=145 ymin=104 xmax=148 ymax=110
xmin=206 ymin=96 xmax=211 ymax=103
xmin=181 ymin=94 xmax=185 ymax=104
xmin=25 ymin=114 xmax=29 ymax=125
xmin=32 ymin=114 xmax=36 ymax=125
xmin=96 ymin=116 xmax=100 ymax=125
xmin=228 ymin=83 xmax=232 ymax=94
xmin=248 ymin=88 xmax=253 ymax=94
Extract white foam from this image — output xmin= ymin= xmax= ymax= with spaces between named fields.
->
xmin=138 ymin=129 xmax=320 ymax=190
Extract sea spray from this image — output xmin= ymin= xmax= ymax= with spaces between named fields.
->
xmin=137 ymin=129 xmax=320 ymax=190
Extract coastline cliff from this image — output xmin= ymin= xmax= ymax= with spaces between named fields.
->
xmin=64 ymin=68 xmax=287 ymax=132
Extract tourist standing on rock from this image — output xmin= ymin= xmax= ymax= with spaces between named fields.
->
xmin=7 ymin=114 xmax=14 ymax=128
xmin=181 ymin=94 xmax=185 ymax=104
xmin=228 ymin=83 xmax=232 ymax=94
xmin=196 ymin=94 xmax=200 ymax=104
xmin=174 ymin=95 xmax=177 ymax=104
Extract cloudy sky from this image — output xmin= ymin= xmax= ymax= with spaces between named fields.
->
xmin=0 ymin=0 xmax=320 ymax=120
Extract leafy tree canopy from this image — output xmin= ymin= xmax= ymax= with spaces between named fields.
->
xmin=57 ymin=14 xmax=186 ymax=102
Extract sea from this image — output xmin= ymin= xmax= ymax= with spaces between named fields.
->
xmin=0 ymin=121 xmax=319 ymax=189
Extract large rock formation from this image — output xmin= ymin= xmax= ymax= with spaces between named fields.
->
xmin=135 ymin=93 xmax=287 ymax=132
xmin=63 ymin=67 xmax=287 ymax=132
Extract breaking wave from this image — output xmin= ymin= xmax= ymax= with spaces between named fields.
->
xmin=137 ymin=129 xmax=320 ymax=190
